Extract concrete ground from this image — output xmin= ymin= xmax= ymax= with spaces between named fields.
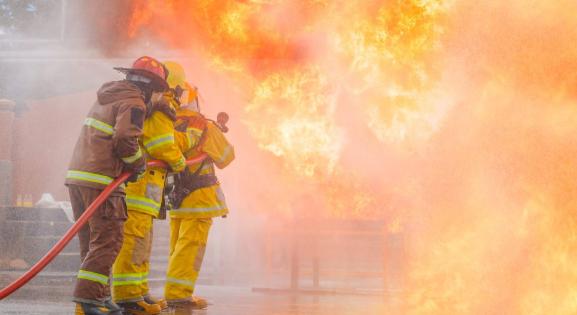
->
xmin=1 ymin=284 xmax=391 ymax=315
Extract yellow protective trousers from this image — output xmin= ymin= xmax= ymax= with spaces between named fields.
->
xmin=164 ymin=217 xmax=212 ymax=302
xmin=112 ymin=210 xmax=154 ymax=303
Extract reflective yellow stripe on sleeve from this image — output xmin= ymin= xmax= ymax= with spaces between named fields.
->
xmin=143 ymin=133 xmax=175 ymax=152
xmin=66 ymin=170 xmax=114 ymax=186
xmin=121 ymin=147 xmax=143 ymax=164
xmin=216 ymin=145 xmax=233 ymax=164
xmin=171 ymin=156 xmax=186 ymax=171
xmin=84 ymin=117 xmax=114 ymax=135
xmin=78 ymin=269 xmax=109 ymax=285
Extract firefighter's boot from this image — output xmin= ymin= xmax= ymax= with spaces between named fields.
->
xmin=117 ymin=301 xmax=161 ymax=315
xmin=74 ymin=303 xmax=110 ymax=315
xmin=104 ymin=298 xmax=123 ymax=315
xmin=143 ymin=295 xmax=168 ymax=310
xmin=168 ymin=296 xmax=209 ymax=311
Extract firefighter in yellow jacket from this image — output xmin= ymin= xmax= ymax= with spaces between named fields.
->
xmin=165 ymin=82 xmax=235 ymax=311
xmin=111 ymin=61 xmax=189 ymax=315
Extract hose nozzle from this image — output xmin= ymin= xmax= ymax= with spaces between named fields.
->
xmin=217 ymin=112 xmax=229 ymax=133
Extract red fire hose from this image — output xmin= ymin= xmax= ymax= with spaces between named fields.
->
xmin=0 ymin=154 xmax=207 ymax=300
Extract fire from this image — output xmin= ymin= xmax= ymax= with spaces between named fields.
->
xmin=121 ymin=0 xmax=448 ymax=153
xmin=245 ymin=68 xmax=343 ymax=177
xmin=334 ymin=0 xmax=451 ymax=144
xmin=126 ymin=2 xmax=151 ymax=38
xmin=322 ymin=169 xmax=380 ymax=219
xmin=115 ymin=0 xmax=446 ymax=219
xmin=100 ymin=0 xmax=577 ymax=313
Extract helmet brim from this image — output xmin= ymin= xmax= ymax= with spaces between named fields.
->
xmin=114 ymin=67 xmax=169 ymax=92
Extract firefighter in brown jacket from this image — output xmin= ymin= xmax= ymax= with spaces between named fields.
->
xmin=65 ymin=56 xmax=169 ymax=315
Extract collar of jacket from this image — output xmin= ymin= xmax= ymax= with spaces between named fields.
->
xmin=148 ymin=98 xmax=177 ymax=121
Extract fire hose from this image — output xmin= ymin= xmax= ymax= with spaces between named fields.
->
xmin=0 ymin=154 xmax=207 ymax=300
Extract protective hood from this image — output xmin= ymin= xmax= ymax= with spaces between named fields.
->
xmin=97 ymin=81 xmax=143 ymax=105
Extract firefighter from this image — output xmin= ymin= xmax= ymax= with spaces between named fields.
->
xmin=111 ymin=61 xmax=189 ymax=315
xmin=164 ymin=81 xmax=235 ymax=311
xmin=65 ymin=56 xmax=168 ymax=315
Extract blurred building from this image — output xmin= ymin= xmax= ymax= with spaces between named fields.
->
xmin=0 ymin=0 xmax=184 ymax=204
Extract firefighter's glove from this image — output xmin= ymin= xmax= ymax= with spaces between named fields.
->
xmin=126 ymin=165 xmax=145 ymax=183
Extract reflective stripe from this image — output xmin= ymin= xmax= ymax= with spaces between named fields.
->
xmin=185 ymin=127 xmax=202 ymax=150
xmin=201 ymin=163 xmax=213 ymax=173
xmin=113 ymin=272 xmax=148 ymax=278
xmin=171 ymin=204 xmax=226 ymax=214
xmin=189 ymin=162 xmax=212 ymax=175
xmin=171 ymin=156 xmax=186 ymax=170
xmin=185 ymin=132 xmax=194 ymax=150
xmin=144 ymin=133 xmax=174 ymax=151
xmin=127 ymin=74 xmax=152 ymax=84
xmin=217 ymin=145 xmax=233 ymax=164
xmin=112 ymin=278 xmax=148 ymax=286
xmin=166 ymin=277 xmax=195 ymax=288
xmin=66 ymin=170 xmax=113 ymax=185
xmin=112 ymin=272 xmax=148 ymax=286
xmin=78 ymin=269 xmax=108 ymax=285
xmin=126 ymin=195 xmax=161 ymax=215
xmin=121 ymin=148 xmax=142 ymax=164
xmin=187 ymin=127 xmax=203 ymax=137
xmin=84 ymin=117 xmax=114 ymax=135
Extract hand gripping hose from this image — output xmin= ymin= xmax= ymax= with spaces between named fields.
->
xmin=0 ymin=154 xmax=207 ymax=300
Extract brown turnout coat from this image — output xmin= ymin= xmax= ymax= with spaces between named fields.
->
xmin=65 ymin=81 xmax=146 ymax=193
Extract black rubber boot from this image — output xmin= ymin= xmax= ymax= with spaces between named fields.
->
xmin=104 ymin=298 xmax=123 ymax=315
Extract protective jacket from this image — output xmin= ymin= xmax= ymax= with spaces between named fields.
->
xmin=124 ymin=96 xmax=186 ymax=218
xmin=65 ymin=81 xmax=146 ymax=193
xmin=171 ymin=108 xmax=235 ymax=219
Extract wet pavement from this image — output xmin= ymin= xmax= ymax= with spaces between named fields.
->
xmin=1 ymin=285 xmax=390 ymax=315
xmin=0 ymin=208 xmax=395 ymax=314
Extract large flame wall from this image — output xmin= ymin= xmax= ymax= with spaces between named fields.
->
xmin=78 ymin=0 xmax=577 ymax=313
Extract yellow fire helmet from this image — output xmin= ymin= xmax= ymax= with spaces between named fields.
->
xmin=163 ymin=61 xmax=191 ymax=108
xmin=163 ymin=61 xmax=186 ymax=89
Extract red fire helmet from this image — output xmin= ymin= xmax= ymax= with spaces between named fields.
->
xmin=114 ymin=56 xmax=169 ymax=92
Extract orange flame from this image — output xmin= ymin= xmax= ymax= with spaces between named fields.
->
xmin=245 ymin=68 xmax=343 ymax=177
xmin=115 ymin=0 xmax=577 ymax=313
xmin=119 ymin=0 xmax=438 ymax=220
